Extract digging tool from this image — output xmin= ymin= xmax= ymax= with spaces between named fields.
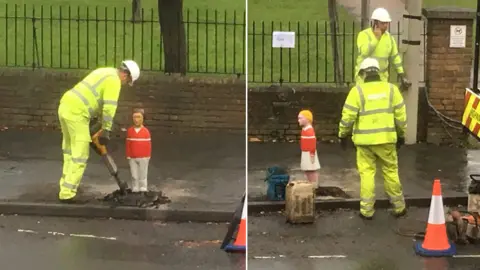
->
xmin=89 ymin=121 xmax=129 ymax=194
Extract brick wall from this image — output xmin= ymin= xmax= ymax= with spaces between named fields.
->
xmin=0 ymin=69 xmax=245 ymax=134
xmin=423 ymin=8 xmax=475 ymax=144
xmin=248 ymin=85 xmax=349 ymax=142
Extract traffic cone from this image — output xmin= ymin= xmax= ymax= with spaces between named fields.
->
xmin=224 ymin=198 xmax=246 ymax=252
xmin=414 ymin=179 xmax=456 ymax=257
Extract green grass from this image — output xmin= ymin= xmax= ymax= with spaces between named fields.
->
xmin=248 ymin=0 xmax=479 ymax=84
xmin=248 ymin=0 xmax=363 ymax=84
xmin=0 ymin=0 xmax=245 ymax=74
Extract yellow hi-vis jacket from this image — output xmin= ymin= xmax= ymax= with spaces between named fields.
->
xmin=355 ymin=28 xmax=404 ymax=83
xmin=59 ymin=68 xmax=121 ymax=131
xmin=338 ymin=81 xmax=407 ymax=145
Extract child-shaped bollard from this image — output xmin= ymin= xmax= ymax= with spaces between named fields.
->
xmin=126 ymin=108 xmax=152 ymax=193
xmin=297 ymin=110 xmax=321 ymax=187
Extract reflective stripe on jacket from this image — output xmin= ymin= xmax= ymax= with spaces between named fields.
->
xmin=355 ymin=28 xmax=404 ymax=83
xmin=60 ymin=67 xmax=122 ymax=131
xmin=338 ymin=81 xmax=407 ymax=145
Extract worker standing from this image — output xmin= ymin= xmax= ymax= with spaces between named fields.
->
xmin=57 ymin=60 xmax=140 ymax=203
xmin=355 ymin=7 xmax=411 ymax=90
xmin=338 ymin=58 xmax=407 ymax=220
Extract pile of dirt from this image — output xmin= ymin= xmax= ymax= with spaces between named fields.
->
xmin=102 ymin=189 xmax=171 ymax=208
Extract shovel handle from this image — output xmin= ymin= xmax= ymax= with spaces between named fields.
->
xmin=92 ymin=130 xmax=108 ymax=155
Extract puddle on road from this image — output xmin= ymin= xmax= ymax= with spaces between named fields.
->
xmin=1 ymin=166 xmax=22 ymax=175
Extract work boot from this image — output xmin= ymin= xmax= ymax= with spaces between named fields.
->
xmin=359 ymin=213 xmax=373 ymax=220
xmin=392 ymin=209 xmax=407 ymax=218
xmin=59 ymin=196 xmax=89 ymax=204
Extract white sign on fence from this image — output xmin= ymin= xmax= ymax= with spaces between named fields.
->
xmin=449 ymin=25 xmax=466 ymax=48
xmin=272 ymin=31 xmax=295 ymax=48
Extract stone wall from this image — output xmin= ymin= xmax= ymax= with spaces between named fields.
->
xmin=0 ymin=69 xmax=245 ymax=134
xmin=248 ymin=85 xmax=349 ymax=142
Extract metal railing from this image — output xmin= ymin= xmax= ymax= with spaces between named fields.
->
xmin=0 ymin=4 xmax=246 ymax=75
xmin=248 ymin=20 xmax=404 ymax=84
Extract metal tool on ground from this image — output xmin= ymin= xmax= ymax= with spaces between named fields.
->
xmin=444 ymin=174 xmax=480 ymax=244
xmin=89 ymin=121 xmax=129 ymax=194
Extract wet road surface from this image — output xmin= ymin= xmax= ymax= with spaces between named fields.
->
xmin=0 ymin=131 xmax=245 ymax=212
xmin=248 ymin=208 xmax=480 ymax=270
xmin=249 ymin=143 xmax=477 ymax=200
xmin=0 ymin=215 xmax=245 ymax=270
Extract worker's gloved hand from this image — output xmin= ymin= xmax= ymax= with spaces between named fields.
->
xmin=339 ymin=137 xmax=348 ymax=150
xmin=398 ymin=73 xmax=412 ymax=91
xmin=99 ymin=130 xmax=110 ymax=146
xmin=396 ymin=137 xmax=405 ymax=150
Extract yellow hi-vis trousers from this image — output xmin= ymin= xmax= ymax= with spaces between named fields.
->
xmin=58 ymin=103 xmax=91 ymax=200
xmin=356 ymin=143 xmax=406 ymax=217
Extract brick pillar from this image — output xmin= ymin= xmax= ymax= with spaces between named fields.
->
xmin=422 ymin=7 xmax=475 ymax=145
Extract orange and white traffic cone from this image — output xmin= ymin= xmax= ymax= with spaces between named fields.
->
xmin=414 ymin=179 xmax=456 ymax=257
xmin=224 ymin=198 xmax=246 ymax=252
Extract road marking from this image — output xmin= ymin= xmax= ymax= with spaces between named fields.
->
xmin=453 ymin=255 xmax=480 ymax=258
xmin=17 ymin=229 xmax=116 ymax=241
xmin=48 ymin=231 xmax=65 ymax=236
xmin=17 ymin=229 xmax=38 ymax=234
xmin=308 ymin=255 xmax=347 ymax=259
xmin=253 ymin=255 xmax=347 ymax=260
xmin=69 ymin=233 xmax=116 ymax=241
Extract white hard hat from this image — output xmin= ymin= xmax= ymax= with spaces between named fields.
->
xmin=359 ymin=58 xmax=380 ymax=71
xmin=371 ymin=8 xmax=391 ymax=22
xmin=121 ymin=60 xmax=140 ymax=83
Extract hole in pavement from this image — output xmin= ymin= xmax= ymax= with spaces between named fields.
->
xmin=102 ymin=189 xmax=171 ymax=208
xmin=315 ymin=186 xmax=351 ymax=198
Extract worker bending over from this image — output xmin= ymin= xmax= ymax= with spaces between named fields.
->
xmin=338 ymin=58 xmax=407 ymax=220
xmin=355 ymin=7 xmax=411 ymax=90
xmin=57 ymin=60 xmax=140 ymax=203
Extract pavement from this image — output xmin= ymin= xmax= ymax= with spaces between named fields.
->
xmin=248 ymin=208 xmax=480 ymax=270
xmin=0 ymin=130 xmax=245 ymax=221
xmin=0 ymin=215 xmax=245 ymax=270
xmin=248 ymin=142 xmax=478 ymax=201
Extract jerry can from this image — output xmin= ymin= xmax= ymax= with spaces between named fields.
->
xmin=285 ymin=180 xmax=315 ymax=224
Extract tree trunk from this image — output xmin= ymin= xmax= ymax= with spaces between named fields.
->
xmin=327 ymin=0 xmax=344 ymax=85
xmin=157 ymin=0 xmax=187 ymax=74
xmin=131 ymin=0 xmax=142 ymax=23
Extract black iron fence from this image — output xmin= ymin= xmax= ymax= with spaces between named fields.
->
xmin=248 ymin=20 xmax=417 ymax=84
xmin=0 ymin=4 xmax=246 ymax=75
